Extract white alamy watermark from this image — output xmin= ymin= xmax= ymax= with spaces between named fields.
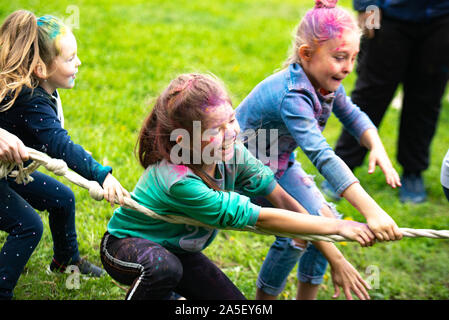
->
xmin=364 ymin=5 xmax=381 ymax=30
xmin=65 ymin=265 xmax=80 ymax=290
xmin=365 ymin=264 xmax=380 ymax=289
xmin=63 ymin=5 xmax=80 ymax=30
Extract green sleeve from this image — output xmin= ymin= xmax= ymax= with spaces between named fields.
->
xmin=168 ymin=177 xmax=260 ymax=229
xmin=234 ymin=143 xmax=277 ymax=197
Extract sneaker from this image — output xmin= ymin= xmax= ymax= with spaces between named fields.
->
xmin=320 ymin=179 xmax=342 ymax=201
xmin=399 ymin=172 xmax=427 ymax=204
xmin=49 ymin=258 xmax=105 ymax=277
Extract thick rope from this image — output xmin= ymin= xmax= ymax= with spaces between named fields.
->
xmin=2 ymin=147 xmax=449 ymax=243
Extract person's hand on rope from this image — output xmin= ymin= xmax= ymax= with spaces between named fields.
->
xmin=102 ymin=173 xmax=131 ymax=207
xmin=337 ymin=219 xmax=376 ymax=247
xmin=340 ymin=181 xmax=403 ymax=242
xmin=0 ymin=128 xmax=29 ymax=164
xmin=366 ymin=210 xmax=402 ymax=242
xmin=330 ymin=256 xmax=372 ymax=300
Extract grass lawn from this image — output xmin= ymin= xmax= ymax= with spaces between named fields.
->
xmin=1 ymin=0 xmax=448 ymax=300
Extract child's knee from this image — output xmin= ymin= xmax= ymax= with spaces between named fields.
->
xmin=318 ymin=202 xmax=342 ymax=220
xmin=27 ymin=220 xmax=44 ymax=245
xmin=49 ymin=186 xmax=76 ymax=212
xmin=141 ymin=247 xmax=183 ymax=286
xmin=292 ymin=238 xmax=308 ymax=249
xmin=10 ymin=213 xmax=44 ymax=245
xmin=59 ymin=187 xmax=76 ymax=208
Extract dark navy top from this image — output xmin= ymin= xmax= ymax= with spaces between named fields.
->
xmin=0 ymin=86 xmax=112 ymax=184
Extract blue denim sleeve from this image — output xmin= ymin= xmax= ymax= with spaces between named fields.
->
xmin=353 ymin=0 xmax=379 ymax=11
xmin=332 ymin=85 xmax=376 ymax=143
xmin=280 ymin=90 xmax=358 ymax=195
xmin=21 ymin=97 xmax=112 ymax=185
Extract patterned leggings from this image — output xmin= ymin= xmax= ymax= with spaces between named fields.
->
xmin=100 ymin=232 xmax=246 ymax=300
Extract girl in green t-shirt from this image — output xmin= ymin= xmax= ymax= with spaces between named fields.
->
xmin=100 ymin=73 xmax=379 ymax=300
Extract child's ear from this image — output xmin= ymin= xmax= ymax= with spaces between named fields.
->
xmin=33 ymin=63 xmax=47 ymax=80
xmin=298 ymin=44 xmax=313 ymax=61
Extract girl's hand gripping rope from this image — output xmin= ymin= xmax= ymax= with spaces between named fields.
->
xmin=102 ymin=173 xmax=131 ymax=207
xmin=337 ymin=219 xmax=376 ymax=247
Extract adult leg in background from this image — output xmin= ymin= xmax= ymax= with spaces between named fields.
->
xmin=334 ymin=17 xmax=412 ymax=170
xmin=397 ymin=14 xmax=449 ymax=177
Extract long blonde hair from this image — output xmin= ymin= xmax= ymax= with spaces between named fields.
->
xmin=0 ymin=10 xmax=69 ymax=112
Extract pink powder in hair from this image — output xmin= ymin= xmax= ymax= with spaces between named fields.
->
xmin=202 ymin=93 xmax=228 ymax=113
xmin=173 ymin=77 xmax=196 ymax=94
xmin=302 ymin=0 xmax=357 ymax=45
xmin=315 ymin=0 xmax=337 ymax=9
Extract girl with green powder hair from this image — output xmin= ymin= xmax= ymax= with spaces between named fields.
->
xmin=0 ymin=12 xmax=69 ymax=111
xmin=0 ymin=10 xmax=128 ymax=299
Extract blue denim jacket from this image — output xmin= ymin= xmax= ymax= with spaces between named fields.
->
xmin=236 ymin=63 xmax=376 ymax=196
xmin=353 ymin=0 xmax=449 ymax=22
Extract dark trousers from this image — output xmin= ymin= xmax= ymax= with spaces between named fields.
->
xmin=100 ymin=232 xmax=246 ymax=300
xmin=0 ymin=172 xmax=80 ymax=300
xmin=335 ymin=15 xmax=449 ymax=173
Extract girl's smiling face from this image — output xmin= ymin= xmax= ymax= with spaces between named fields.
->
xmin=300 ymin=29 xmax=360 ymax=92
xmin=44 ymin=31 xmax=81 ymax=93
xmin=202 ymin=102 xmax=240 ymax=162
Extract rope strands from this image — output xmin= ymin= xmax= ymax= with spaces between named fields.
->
xmin=2 ymin=147 xmax=449 ymax=243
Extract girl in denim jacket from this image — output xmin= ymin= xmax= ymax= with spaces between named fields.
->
xmin=236 ymin=0 xmax=402 ymax=300
xmin=100 ymin=73 xmax=376 ymax=300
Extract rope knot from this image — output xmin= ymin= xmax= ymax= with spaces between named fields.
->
xmin=44 ymin=158 xmax=67 ymax=176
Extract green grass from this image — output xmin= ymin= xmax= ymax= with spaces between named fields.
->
xmin=1 ymin=0 xmax=449 ymax=300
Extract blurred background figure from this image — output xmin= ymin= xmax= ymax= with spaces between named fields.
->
xmin=441 ymin=149 xmax=449 ymax=202
xmin=322 ymin=0 xmax=449 ymax=204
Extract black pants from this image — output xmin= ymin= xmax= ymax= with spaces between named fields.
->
xmin=335 ymin=14 xmax=449 ymax=173
xmin=100 ymin=232 xmax=246 ymax=300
